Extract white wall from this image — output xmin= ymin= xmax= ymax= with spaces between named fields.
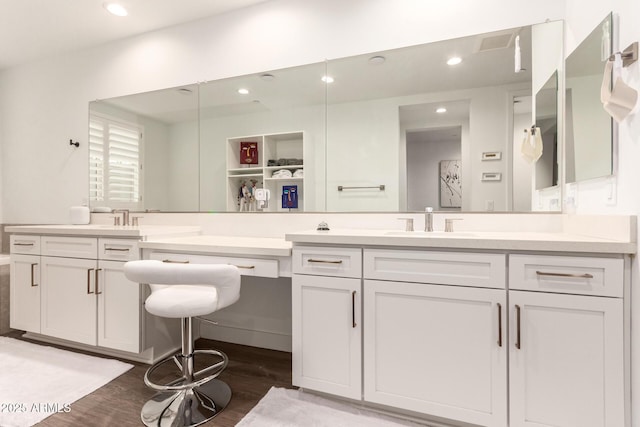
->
xmin=0 ymin=0 xmax=563 ymax=223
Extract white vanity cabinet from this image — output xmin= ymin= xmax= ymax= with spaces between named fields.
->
xmin=291 ymin=246 xmax=362 ymax=399
xmin=11 ymin=235 xmax=142 ymax=353
xmin=290 ymin=240 xmax=630 ymax=427
xmin=363 ymin=249 xmax=508 ymax=427
xmin=9 ymin=234 xmax=42 ymax=332
xmin=507 ymin=254 xmax=626 ymax=427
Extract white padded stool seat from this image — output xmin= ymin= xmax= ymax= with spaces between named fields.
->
xmin=124 ymin=260 xmax=241 ymax=318
xmin=145 ymin=286 xmax=219 ymax=318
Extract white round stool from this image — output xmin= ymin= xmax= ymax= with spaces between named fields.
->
xmin=124 ymin=260 xmax=241 ymax=427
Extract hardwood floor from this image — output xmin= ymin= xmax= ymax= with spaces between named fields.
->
xmin=4 ymin=331 xmax=293 ymax=426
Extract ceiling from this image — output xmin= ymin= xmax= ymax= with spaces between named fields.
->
xmin=98 ymin=25 xmax=532 ymax=124
xmin=0 ymin=0 xmax=269 ymax=70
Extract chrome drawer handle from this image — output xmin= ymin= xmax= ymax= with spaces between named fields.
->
xmin=307 ymin=259 xmax=343 ymax=264
xmin=515 ymin=305 xmax=522 ymax=350
xmin=162 ymin=259 xmax=190 ymax=264
xmin=232 ymin=265 xmax=256 ymax=269
xmin=30 ymin=263 xmax=38 ymax=287
xmin=105 ymin=247 xmax=130 ymax=252
xmin=535 ymin=271 xmax=594 ymax=279
xmin=14 ymin=242 xmax=34 ymax=246
xmin=497 ymin=303 xmax=502 ymax=347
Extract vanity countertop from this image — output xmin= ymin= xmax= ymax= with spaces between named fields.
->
xmin=138 ymin=235 xmax=292 ymax=257
xmin=285 ymin=229 xmax=637 ymax=254
xmin=5 ymin=224 xmax=202 ymax=239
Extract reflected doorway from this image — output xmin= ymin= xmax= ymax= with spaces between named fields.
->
xmin=406 ymin=126 xmax=462 ymax=212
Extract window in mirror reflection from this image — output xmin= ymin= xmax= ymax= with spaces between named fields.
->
xmin=89 ymin=84 xmax=200 ymax=212
xmin=89 ymin=113 xmax=142 ymax=210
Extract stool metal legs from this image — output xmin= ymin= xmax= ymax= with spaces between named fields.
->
xmin=141 ymin=317 xmax=232 ymax=427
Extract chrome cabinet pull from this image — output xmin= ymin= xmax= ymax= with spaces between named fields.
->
xmin=87 ymin=268 xmax=95 ymax=294
xmin=535 ymin=271 xmax=594 ymax=279
xmin=233 ymin=265 xmax=256 ymax=269
xmin=104 ymin=247 xmax=130 ymax=252
xmin=497 ymin=303 xmax=502 ymax=347
xmin=162 ymin=259 xmax=190 ymax=264
xmin=95 ymin=268 xmax=102 ymax=294
xmin=515 ymin=305 xmax=521 ymax=349
xmin=30 ymin=263 xmax=38 ymax=287
xmin=14 ymin=242 xmax=34 ymax=246
xmin=352 ymin=290 xmax=357 ymax=328
xmin=307 ymin=259 xmax=343 ymax=264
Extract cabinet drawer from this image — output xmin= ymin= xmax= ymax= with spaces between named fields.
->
xmin=509 ymin=254 xmax=624 ymax=297
xmin=292 ymin=246 xmax=362 ymax=278
xmin=364 ymin=249 xmax=506 ymax=289
xmin=41 ymin=236 xmax=97 ymax=259
xmin=99 ymin=239 xmax=140 ymax=261
xmin=148 ymin=252 xmax=279 ymax=278
xmin=10 ymin=235 xmax=41 ymax=255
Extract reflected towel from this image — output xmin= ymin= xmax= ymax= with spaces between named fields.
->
xmin=521 ymin=127 xmax=543 ymax=163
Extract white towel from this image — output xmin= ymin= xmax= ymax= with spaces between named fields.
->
xmin=521 ymin=128 xmax=543 ymax=163
xmin=601 ymin=54 xmax=638 ymax=123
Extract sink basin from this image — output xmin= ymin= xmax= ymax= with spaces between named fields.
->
xmin=385 ymin=231 xmax=476 ymax=237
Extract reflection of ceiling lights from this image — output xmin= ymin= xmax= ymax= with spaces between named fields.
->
xmin=103 ymin=2 xmax=128 ymax=16
xmin=436 ymin=107 xmax=447 ymax=113
xmin=321 ymin=76 xmax=334 ymax=83
xmin=446 ymin=57 xmax=462 ymax=66
xmin=368 ymin=55 xmax=386 ymax=65
xmin=260 ymin=74 xmax=275 ymax=82
xmin=238 ymin=88 xmax=250 ymax=95
xmin=177 ymin=88 xmax=193 ymax=95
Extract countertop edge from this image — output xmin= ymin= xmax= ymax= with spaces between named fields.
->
xmin=137 ymin=241 xmax=292 ymax=257
xmin=285 ymin=234 xmax=637 ymax=254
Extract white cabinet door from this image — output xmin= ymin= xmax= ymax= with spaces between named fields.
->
xmin=509 ymin=291 xmax=625 ymax=427
xmin=364 ymin=279 xmax=507 ymax=427
xmin=97 ymin=260 xmax=141 ymax=353
xmin=292 ymin=274 xmax=361 ymax=399
xmin=41 ymin=256 xmax=97 ymax=345
xmin=10 ymin=254 xmax=41 ymax=333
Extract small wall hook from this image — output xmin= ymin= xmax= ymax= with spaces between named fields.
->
xmin=69 ymin=139 xmax=80 ymax=148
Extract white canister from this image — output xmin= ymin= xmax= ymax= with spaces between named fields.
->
xmin=69 ymin=206 xmax=90 ymax=225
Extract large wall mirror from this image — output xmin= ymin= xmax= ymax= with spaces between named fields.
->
xmin=88 ymin=20 xmax=563 ymax=213
xmin=565 ymin=13 xmax=614 ymax=183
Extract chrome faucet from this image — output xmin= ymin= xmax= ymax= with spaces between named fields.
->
xmin=113 ymin=209 xmax=130 ymax=226
xmin=424 ymin=207 xmax=433 ymax=232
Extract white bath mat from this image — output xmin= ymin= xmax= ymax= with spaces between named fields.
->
xmin=237 ymin=387 xmax=428 ymax=427
xmin=0 ymin=337 xmax=133 ymax=427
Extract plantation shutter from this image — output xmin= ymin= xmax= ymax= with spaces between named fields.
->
xmin=89 ymin=118 xmax=105 ymax=202
xmin=108 ymin=123 xmax=140 ymax=203
xmin=89 ymin=114 xmax=142 ymax=208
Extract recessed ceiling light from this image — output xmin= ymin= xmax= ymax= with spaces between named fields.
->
xmin=103 ymin=2 xmax=128 ymax=17
xmin=260 ymin=74 xmax=275 ymax=82
xmin=446 ymin=57 xmax=462 ymax=66
xmin=321 ymin=76 xmax=334 ymax=83
xmin=368 ymin=55 xmax=386 ymax=65
xmin=436 ymin=107 xmax=447 ymax=113
xmin=238 ymin=88 xmax=250 ymax=95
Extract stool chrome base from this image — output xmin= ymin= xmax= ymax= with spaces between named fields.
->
xmin=141 ymin=379 xmax=232 ymax=427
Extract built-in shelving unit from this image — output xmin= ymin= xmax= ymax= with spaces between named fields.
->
xmin=226 ymin=131 xmax=304 ymax=212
